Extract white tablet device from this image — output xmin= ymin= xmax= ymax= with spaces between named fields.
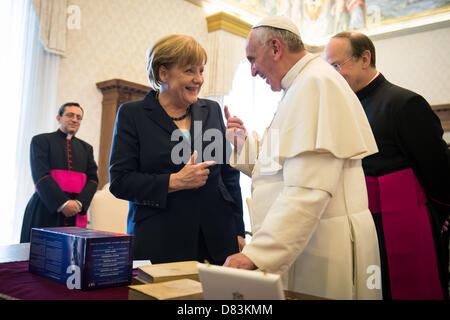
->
xmin=197 ymin=263 xmax=285 ymax=300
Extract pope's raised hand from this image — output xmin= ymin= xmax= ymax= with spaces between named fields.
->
xmin=224 ymin=105 xmax=247 ymax=151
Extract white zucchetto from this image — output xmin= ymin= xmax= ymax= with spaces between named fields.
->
xmin=252 ymin=16 xmax=302 ymax=38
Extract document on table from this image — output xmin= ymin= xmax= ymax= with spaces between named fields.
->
xmin=133 ymin=260 xmax=151 ymax=269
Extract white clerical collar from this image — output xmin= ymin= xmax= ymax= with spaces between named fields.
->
xmin=66 ymin=134 xmax=73 ymax=140
xmin=369 ymin=71 xmax=380 ymax=84
xmin=281 ymin=53 xmax=318 ymax=91
xmin=358 ymin=71 xmax=380 ymax=92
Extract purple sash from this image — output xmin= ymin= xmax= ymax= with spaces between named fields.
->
xmin=366 ymin=168 xmax=443 ymax=300
xmin=50 ymin=170 xmax=87 ymax=228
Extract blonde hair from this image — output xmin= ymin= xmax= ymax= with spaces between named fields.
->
xmin=147 ymin=34 xmax=207 ymax=89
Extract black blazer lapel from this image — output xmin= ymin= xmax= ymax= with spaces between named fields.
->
xmin=190 ymin=99 xmax=209 ymax=143
xmin=142 ymin=91 xmax=179 ymax=136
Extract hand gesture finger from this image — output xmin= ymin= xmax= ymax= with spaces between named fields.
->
xmin=224 ymin=105 xmax=231 ymax=120
xmin=189 ymin=150 xmax=198 ymax=165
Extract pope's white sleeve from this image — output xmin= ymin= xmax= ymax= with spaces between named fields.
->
xmin=242 ymin=151 xmax=345 ymax=274
xmin=230 ymin=131 xmax=260 ymax=177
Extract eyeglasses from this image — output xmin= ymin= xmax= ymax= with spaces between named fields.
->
xmin=331 ymin=57 xmax=353 ymax=70
xmin=64 ymin=112 xmax=83 ymax=121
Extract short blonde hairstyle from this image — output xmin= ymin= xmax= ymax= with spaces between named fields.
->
xmin=147 ymin=34 xmax=207 ymax=89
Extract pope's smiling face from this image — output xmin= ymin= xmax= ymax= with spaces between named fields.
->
xmin=246 ymin=30 xmax=282 ymax=92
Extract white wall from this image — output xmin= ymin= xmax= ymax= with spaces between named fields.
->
xmin=374 ymin=25 xmax=450 ymax=106
xmin=373 ymin=25 xmax=450 ymax=142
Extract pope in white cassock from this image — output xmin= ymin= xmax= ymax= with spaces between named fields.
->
xmin=223 ymin=16 xmax=382 ymax=300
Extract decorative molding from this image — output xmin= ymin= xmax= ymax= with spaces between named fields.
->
xmin=431 ymin=103 xmax=450 ymax=131
xmin=206 ymin=11 xmax=252 ymax=38
xmin=96 ymin=79 xmax=150 ymax=94
xmin=185 ymin=0 xmax=202 ymax=8
xmin=96 ymin=79 xmax=151 ymax=189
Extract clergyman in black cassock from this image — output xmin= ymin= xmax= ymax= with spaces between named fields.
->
xmin=325 ymin=33 xmax=450 ymax=300
xmin=20 ymin=103 xmax=98 ymax=243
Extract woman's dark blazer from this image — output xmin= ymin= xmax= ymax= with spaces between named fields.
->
xmin=109 ymin=90 xmax=244 ymax=263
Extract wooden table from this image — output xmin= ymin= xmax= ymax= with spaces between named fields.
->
xmin=0 ymin=243 xmax=325 ymax=300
